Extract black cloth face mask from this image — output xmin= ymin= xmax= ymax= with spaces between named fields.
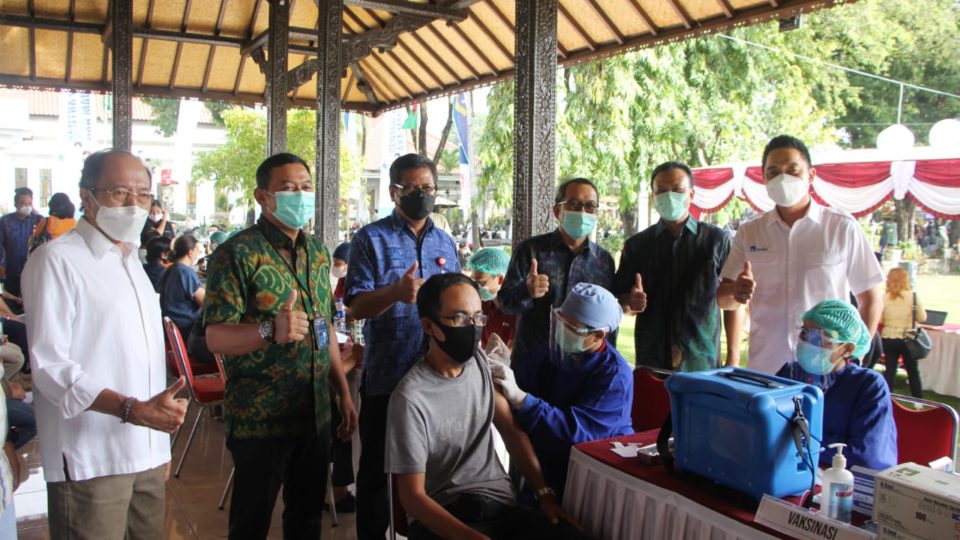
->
xmin=434 ymin=322 xmax=482 ymax=364
xmin=399 ymin=191 xmax=436 ymax=220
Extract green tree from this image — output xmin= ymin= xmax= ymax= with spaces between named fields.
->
xmin=144 ymin=98 xmax=232 ymax=137
xmin=192 ymin=107 xmax=362 ymax=225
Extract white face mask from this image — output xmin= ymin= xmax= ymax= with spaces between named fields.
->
xmin=17 ymin=206 xmax=31 ymax=216
xmin=94 ymin=202 xmax=149 ymax=244
xmin=765 ymin=173 xmax=808 ymax=207
xmin=150 ymin=212 xmax=163 ymax=222
xmin=331 ymin=266 xmax=347 ymax=279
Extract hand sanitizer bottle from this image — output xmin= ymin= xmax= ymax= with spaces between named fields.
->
xmin=820 ymin=443 xmax=854 ymax=523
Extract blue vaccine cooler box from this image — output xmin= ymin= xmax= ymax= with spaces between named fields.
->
xmin=665 ymin=367 xmax=824 ymax=500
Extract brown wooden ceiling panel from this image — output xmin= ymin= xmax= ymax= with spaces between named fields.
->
xmin=174 ymin=42 xmax=209 ymax=88
xmin=34 ymin=0 xmax=70 ymax=19
xmin=204 ymin=46 xmax=242 ymax=92
xmin=220 ymin=0 xmax=258 ymax=36
xmin=70 ymin=33 xmax=105 ymax=82
xmin=188 ymin=0 xmax=225 ymax=34
xmin=73 ymin=0 xmax=107 ymax=24
xmin=139 ymin=39 xmax=177 ymax=86
xmin=0 ymin=0 xmax=851 ymax=113
xmin=0 ymin=26 xmax=30 ymax=77
xmin=35 ymin=29 xmax=67 ymax=79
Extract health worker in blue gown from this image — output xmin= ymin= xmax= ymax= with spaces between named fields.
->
xmin=777 ymin=299 xmax=897 ymax=471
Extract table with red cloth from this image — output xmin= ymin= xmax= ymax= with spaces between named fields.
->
xmin=563 ymin=430 xmax=792 ymax=540
xmin=919 ymin=323 xmax=960 ymax=398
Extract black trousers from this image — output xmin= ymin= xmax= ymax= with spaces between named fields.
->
xmin=882 ymin=338 xmax=923 ymax=398
xmin=329 ymin=398 xmax=354 ymax=487
xmin=227 ymin=430 xmax=330 ymax=540
xmin=407 ymin=494 xmax=590 ymax=540
xmin=355 ymin=391 xmax=390 ymax=540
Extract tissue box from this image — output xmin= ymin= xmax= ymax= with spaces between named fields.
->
xmin=665 ymin=368 xmax=823 ymax=500
xmin=874 ymin=462 xmax=960 ymax=540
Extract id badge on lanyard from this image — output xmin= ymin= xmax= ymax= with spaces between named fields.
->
xmin=313 ymin=316 xmax=329 ymax=349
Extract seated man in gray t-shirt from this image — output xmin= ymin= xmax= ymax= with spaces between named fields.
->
xmin=386 ymin=273 xmax=587 ymax=540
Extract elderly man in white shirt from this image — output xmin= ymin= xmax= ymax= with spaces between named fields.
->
xmin=717 ymin=135 xmax=884 ymax=374
xmin=22 ymin=149 xmax=188 ymax=539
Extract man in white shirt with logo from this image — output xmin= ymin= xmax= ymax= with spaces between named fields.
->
xmin=23 ymin=149 xmax=188 ymax=539
xmin=717 ymin=135 xmax=883 ymax=374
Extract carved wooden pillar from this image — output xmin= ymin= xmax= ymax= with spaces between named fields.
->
xmin=314 ymin=0 xmax=342 ymax=248
xmin=267 ymin=0 xmax=289 ymax=155
xmin=513 ymin=0 xmax=557 ymax=244
xmin=111 ymin=0 xmax=133 ymax=150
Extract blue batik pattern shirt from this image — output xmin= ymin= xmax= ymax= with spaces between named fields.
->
xmin=498 ymin=230 xmax=616 ymax=361
xmin=0 ymin=211 xmax=42 ymax=295
xmin=345 ymin=211 xmax=460 ymax=396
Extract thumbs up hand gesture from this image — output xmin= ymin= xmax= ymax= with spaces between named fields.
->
xmin=734 ymin=260 xmax=756 ymax=305
xmin=526 ymin=258 xmax=550 ymax=299
xmin=395 ymin=261 xmax=425 ymax=304
xmin=129 ymin=377 xmax=190 ymax=433
xmin=275 ymin=289 xmax=310 ymax=343
xmin=624 ymin=273 xmax=648 ymax=314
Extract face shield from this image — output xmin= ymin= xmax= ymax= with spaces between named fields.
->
xmin=549 ymin=308 xmax=603 ymax=369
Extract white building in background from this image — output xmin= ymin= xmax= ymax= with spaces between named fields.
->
xmin=0 ymin=88 xmax=225 ymax=228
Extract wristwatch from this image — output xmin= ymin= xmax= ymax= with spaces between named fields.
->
xmin=534 ymin=486 xmax=556 ymax=502
xmin=258 ymin=321 xmax=276 ymax=344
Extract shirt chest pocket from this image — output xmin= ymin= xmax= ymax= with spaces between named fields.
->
xmin=804 ymin=250 xmax=845 ymax=298
xmin=746 ymin=251 xmax=779 ymax=269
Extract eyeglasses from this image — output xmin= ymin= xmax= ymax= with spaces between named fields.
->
xmin=554 ymin=309 xmax=597 ymax=335
xmin=393 ymin=183 xmax=437 ymax=196
xmin=558 ymin=200 xmax=600 ymax=214
xmin=440 ymin=313 xmax=488 ymax=327
xmin=90 ymin=187 xmax=154 ymax=206
xmin=798 ymin=327 xmax=838 ymax=348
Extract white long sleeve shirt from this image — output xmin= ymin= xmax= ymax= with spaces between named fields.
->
xmin=22 ymin=218 xmax=170 ymax=482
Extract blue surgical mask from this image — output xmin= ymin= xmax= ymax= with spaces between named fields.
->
xmin=268 ymin=191 xmax=314 ymax=229
xmin=654 ymin=192 xmax=689 ymax=222
xmin=796 ymin=340 xmax=838 ymax=375
xmin=478 ymin=286 xmax=496 ymax=302
xmin=561 ymin=210 xmax=597 ymax=239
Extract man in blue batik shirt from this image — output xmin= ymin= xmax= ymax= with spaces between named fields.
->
xmin=0 ymin=187 xmax=43 ymax=307
xmin=498 ymin=178 xmax=616 ymax=363
xmin=491 ymin=283 xmax=633 ymax=502
xmin=345 ymin=153 xmax=460 ymax=540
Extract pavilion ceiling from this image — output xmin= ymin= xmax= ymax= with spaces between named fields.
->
xmin=0 ymin=0 xmax=847 ymax=114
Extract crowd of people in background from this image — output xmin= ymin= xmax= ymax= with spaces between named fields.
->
xmin=0 ymin=133 xmax=933 ymax=538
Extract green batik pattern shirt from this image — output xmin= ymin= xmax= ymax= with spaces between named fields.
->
xmin=204 ymin=217 xmax=332 ymax=440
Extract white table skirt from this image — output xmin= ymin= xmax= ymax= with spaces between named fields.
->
xmin=919 ymin=329 xmax=960 ymax=398
xmin=563 ymin=448 xmax=777 ymax=540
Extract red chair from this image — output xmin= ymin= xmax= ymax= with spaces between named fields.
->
xmin=891 ymin=393 xmax=959 ymax=466
xmin=163 ymin=317 xmax=225 ymax=478
xmin=164 ymin=328 xmax=218 ymax=377
xmin=631 ymin=366 xmax=673 ymax=432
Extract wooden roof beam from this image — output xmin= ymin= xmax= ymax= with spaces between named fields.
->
xmin=667 ymin=0 xmax=694 ymax=29
xmin=627 ymin=0 xmax=659 ymax=35
xmin=344 ymin=0 xmax=467 ymax=22
xmin=557 ymin=3 xmax=597 ymax=51
xmin=350 ymin=61 xmax=380 ymax=104
xmin=468 ymin=11 xmax=513 ymax=61
xmin=447 ymin=21 xmax=498 ymax=74
xmin=716 ymin=0 xmax=735 ymax=18
xmin=65 ymin=0 xmax=75 ymax=82
xmin=586 ymin=0 xmax=625 ymax=44
xmin=423 ymin=23 xmax=482 ymax=79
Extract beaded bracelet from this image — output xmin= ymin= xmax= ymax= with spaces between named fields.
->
xmin=120 ymin=397 xmax=136 ymax=424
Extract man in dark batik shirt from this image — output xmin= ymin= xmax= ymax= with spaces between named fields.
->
xmin=615 ymin=161 xmax=743 ymax=372
xmin=205 ymin=153 xmax=356 ymax=539
xmin=498 ymin=178 xmax=616 ymax=363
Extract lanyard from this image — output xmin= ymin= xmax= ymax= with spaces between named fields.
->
xmin=260 ymin=230 xmax=318 ymax=319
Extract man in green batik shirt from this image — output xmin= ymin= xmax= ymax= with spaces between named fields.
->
xmin=205 ymin=153 xmax=357 ymax=539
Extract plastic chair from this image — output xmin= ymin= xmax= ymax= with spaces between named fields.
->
xmin=163 ymin=317 xmax=225 ymax=478
xmin=631 ymin=366 xmax=673 ymax=432
xmin=891 ymin=393 xmax=959 ymax=466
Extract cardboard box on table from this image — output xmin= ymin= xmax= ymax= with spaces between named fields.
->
xmin=873 ymin=462 xmax=960 ymax=540
xmin=665 ymin=367 xmax=824 ymax=500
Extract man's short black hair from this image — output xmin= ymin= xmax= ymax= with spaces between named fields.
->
xmin=650 ymin=161 xmax=693 ymax=189
xmin=79 ymin=148 xmax=151 ymax=189
xmin=389 ymin=153 xmax=438 ymax=186
xmin=416 ymin=272 xmax=480 ymax=323
xmin=14 ymin=187 xmax=32 ymax=204
xmin=256 ymin=153 xmax=311 ymax=190
xmin=554 ymin=177 xmax=599 ymax=205
xmin=762 ymin=135 xmax=812 ymax=169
